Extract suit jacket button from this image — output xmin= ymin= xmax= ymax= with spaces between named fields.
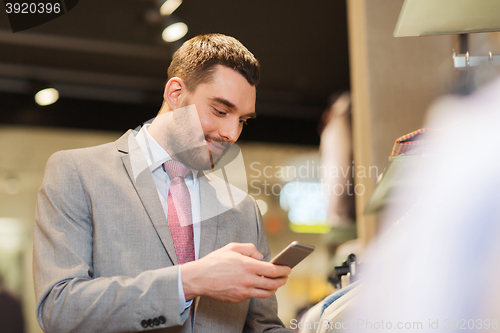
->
xmin=153 ymin=317 xmax=160 ymax=326
xmin=159 ymin=316 xmax=166 ymax=324
xmin=147 ymin=319 xmax=153 ymax=327
xmin=141 ymin=320 xmax=148 ymax=328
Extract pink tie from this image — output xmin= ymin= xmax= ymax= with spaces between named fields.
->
xmin=163 ymin=160 xmax=195 ymax=265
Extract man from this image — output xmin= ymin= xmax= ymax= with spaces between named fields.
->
xmin=33 ymin=34 xmax=292 ymax=333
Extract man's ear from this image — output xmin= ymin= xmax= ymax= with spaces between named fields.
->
xmin=163 ymin=77 xmax=185 ymax=110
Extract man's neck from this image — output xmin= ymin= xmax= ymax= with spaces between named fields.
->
xmin=147 ymin=108 xmax=171 ymax=153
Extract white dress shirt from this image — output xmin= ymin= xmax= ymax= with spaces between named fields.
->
xmin=135 ymin=124 xmax=201 ymax=314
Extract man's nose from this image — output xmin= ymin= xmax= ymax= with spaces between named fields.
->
xmin=219 ymin=119 xmax=241 ymax=143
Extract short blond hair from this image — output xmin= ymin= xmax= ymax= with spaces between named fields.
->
xmin=167 ymin=33 xmax=260 ymax=92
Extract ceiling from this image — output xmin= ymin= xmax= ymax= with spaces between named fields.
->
xmin=0 ymin=0 xmax=350 ymax=145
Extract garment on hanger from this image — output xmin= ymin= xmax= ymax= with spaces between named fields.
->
xmin=389 ymin=128 xmax=435 ymax=161
xmin=320 ymin=280 xmax=361 ymax=318
xmin=297 ymin=300 xmax=327 ymax=333
xmin=317 ymin=284 xmax=362 ymax=333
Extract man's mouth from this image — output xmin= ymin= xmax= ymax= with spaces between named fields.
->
xmin=206 ymin=140 xmax=226 ymax=156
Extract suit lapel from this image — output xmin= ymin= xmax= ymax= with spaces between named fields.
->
xmin=197 ymin=171 xmax=220 ymax=259
xmin=116 ymin=130 xmax=178 ymax=265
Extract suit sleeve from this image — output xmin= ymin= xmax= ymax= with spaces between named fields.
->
xmin=33 ymin=151 xmax=190 ymax=333
xmin=243 ymin=197 xmax=293 ymax=333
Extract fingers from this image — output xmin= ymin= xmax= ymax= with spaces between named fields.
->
xmin=269 ymin=264 xmax=292 ymax=278
xmin=219 ymin=243 xmax=292 ymax=279
xmin=249 ymin=260 xmax=292 ymax=279
xmin=253 ymin=275 xmax=289 ymax=292
xmin=226 ymin=276 xmax=288 ymax=302
xmin=221 ymin=285 xmax=281 ymax=303
xmin=224 ymin=242 xmax=263 ymax=260
xmin=247 ymin=287 xmax=279 ymax=300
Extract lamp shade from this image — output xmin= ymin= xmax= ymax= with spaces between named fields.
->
xmin=394 ymin=0 xmax=500 ymax=37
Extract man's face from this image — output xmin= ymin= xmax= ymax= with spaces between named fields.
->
xmin=178 ymin=65 xmax=256 ymax=167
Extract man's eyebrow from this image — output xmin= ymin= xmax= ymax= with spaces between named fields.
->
xmin=211 ymin=97 xmax=237 ymax=110
xmin=244 ymin=112 xmax=257 ymax=119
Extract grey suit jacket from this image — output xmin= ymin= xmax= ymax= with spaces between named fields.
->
xmin=33 ymin=130 xmax=291 ymax=333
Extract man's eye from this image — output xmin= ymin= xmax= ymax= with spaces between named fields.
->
xmin=213 ymin=107 xmax=226 ymax=116
xmin=239 ymin=119 xmax=248 ymax=125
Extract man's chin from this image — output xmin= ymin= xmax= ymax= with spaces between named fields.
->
xmin=169 ymin=146 xmax=210 ymax=171
xmin=209 ymin=147 xmax=231 ymax=169
xmin=169 ymin=145 xmax=230 ymax=171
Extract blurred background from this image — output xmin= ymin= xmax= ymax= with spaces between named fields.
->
xmin=1 ymin=0 xmax=500 ymax=332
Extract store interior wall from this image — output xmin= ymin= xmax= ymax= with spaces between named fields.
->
xmin=347 ymin=0 xmax=458 ymax=246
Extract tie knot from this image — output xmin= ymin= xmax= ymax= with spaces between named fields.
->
xmin=163 ymin=160 xmax=190 ymax=180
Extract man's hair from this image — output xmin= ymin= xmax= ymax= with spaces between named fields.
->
xmin=167 ymin=33 xmax=260 ymax=91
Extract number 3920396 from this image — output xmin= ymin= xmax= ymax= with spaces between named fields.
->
xmin=5 ymin=2 xmax=61 ymax=14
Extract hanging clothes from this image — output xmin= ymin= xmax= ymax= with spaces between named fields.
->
xmin=317 ymin=283 xmax=362 ymax=333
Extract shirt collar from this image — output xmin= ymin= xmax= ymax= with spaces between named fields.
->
xmin=136 ymin=124 xmax=198 ymax=184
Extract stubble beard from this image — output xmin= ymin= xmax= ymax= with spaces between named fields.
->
xmin=165 ymin=100 xmax=230 ymax=170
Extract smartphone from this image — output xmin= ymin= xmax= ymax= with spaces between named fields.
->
xmin=270 ymin=241 xmax=315 ymax=268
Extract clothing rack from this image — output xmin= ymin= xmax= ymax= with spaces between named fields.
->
xmin=453 ymin=50 xmax=500 ymax=70
xmin=328 ymin=253 xmax=358 ymax=289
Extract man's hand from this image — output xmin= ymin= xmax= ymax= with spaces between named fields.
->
xmin=181 ymin=243 xmax=291 ymax=303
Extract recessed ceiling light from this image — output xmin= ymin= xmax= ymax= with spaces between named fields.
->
xmin=162 ymin=22 xmax=188 ymax=42
xmin=160 ymin=0 xmax=182 ymax=16
xmin=35 ymin=88 xmax=59 ymax=106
